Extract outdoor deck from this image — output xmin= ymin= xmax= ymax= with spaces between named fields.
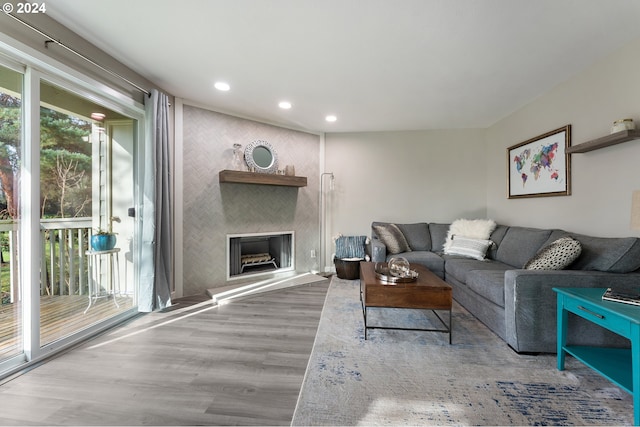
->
xmin=0 ymin=295 xmax=134 ymax=360
xmin=0 ymin=217 xmax=138 ymax=361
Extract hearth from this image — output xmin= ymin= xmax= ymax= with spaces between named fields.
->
xmin=227 ymin=231 xmax=294 ymax=279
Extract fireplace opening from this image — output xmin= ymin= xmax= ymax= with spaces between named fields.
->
xmin=228 ymin=231 xmax=294 ymax=279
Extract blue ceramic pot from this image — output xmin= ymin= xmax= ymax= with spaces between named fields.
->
xmin=90 ymin=234 xmax=116 ymax=251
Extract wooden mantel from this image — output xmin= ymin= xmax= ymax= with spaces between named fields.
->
xmin=218 ymin=170 xmax=307 ymax=187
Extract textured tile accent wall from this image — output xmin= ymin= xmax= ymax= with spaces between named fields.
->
xmin=182 ymin=105 xmax=320 ymax=295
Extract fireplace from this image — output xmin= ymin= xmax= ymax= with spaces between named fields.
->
xmin=227 ymin=231 xmax=295 ymax=279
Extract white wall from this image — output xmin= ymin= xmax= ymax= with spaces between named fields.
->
xmin=324 ymin=129 xmax=486 ymax=268
xmin=486 ymin=37 xmax=640 ymax=237
xmin=324 ymin=37 xmax=640 ymax=271
xmin=0 ymin=13 xmax=159 ymax=104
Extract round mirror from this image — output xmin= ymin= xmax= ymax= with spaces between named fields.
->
xmin=253 ymin=146 xmax=273 ymax=168
xmin=244 ymin=140 xmax=278 ymax=173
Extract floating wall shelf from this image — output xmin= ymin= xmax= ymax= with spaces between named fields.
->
xmin=567 ymin=129 xmax=640 ymax=154
xmin=218 ymin=170 xmax=307 ymax=187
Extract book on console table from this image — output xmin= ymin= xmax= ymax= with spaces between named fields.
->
xmin=602 ymin=287 xmax=640 ymax=306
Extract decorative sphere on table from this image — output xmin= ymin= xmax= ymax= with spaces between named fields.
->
xmin=388 ymin=256 xmax=410 ymax=277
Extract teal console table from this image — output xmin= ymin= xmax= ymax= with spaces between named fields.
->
xmin=554 ymin=287 xmax=639 ymax=425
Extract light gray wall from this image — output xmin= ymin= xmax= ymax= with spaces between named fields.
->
xmin=486 ymin=37 xmax=640 ymax=237
xmin=182 ymin=105 xmax=320 ymax=295
xmin=323 ymin=129 xmax=486 ymax=267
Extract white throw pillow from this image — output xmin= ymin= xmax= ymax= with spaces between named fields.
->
xmin=444 ymin=219 xmax=497 ymax=252
xmin=444 ymin=236 xmax=493 ymax=260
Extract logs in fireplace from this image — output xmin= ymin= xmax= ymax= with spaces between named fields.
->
xmin=228 ymin=232 xmax=294 ymax=278
xmin=240 ymin=253 xmax=277 ymax=273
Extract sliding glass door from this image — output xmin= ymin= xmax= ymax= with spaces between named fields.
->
xmin=0 ymin=52 xmax=143 ymax=376
xmin=0 ymin=64 xmax=23 ymax=364
xmin=39 ymin=80 xmax=137 ymax=346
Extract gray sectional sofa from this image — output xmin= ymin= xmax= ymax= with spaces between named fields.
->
xmin=370 ymin=221 xmax=640 ymax=353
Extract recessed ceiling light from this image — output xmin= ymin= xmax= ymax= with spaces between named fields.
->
xmin=214 ymin=81 xmax=230 ymax=91
xmin=90 ymin=112 xmax=105 ymax=121
xmin=325 ymin=115 xmax=337 ymax=122
xmin=279 ymin=101 xmax=292 ymax=109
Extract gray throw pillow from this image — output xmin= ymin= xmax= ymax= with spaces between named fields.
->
xmin=373 ymin=223 xmax=411 ymax=255
xmin=524 ymin=237 xmax=582 ymax=270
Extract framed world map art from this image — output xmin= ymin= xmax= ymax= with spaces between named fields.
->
xmin=508 ymin=125 xmax=571 ymax=199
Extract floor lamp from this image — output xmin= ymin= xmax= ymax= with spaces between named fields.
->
xmin=632 ymin=190 xmax=640 ymax=231
xmin=319 ymin=172 xmax=335 ymax=274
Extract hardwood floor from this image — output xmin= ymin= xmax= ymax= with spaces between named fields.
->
xmin=0 ymin=280 xmax=330 ymax=426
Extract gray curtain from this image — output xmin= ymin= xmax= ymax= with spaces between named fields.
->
xmin=139 ymin=89 xmax=173 ymax=311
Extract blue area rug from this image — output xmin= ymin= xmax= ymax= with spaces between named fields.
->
xmin=292 ymin=277 xmax=633 ymax=425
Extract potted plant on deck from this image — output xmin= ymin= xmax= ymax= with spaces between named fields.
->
xmin=90 ymin=228 xmax=117 ymax=251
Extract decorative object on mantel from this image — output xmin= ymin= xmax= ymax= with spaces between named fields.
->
xmin=507 ymin=125 xmax=571 ymax=199
xmin=285 ymin=164 xmax=295 ymax=176
xmin=244 ymin=140 xmax=278 ymax=174
xmin=611 ymin=118 xmax=635 ymax=134
xmin=231 ymin=143 xmax=245 ymax=171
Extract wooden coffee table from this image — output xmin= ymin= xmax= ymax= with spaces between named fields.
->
xmin=359 ymin=262 xmax=452 ymax=342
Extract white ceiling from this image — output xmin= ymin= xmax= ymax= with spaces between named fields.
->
xmin=46 ymin=0 xmax=640 ymax=133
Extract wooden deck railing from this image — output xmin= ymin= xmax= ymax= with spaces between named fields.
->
xmin=0 ymin=220 xmax=18 ymax=305
xmin=40 ymin=218 xmax=93 ymax=297
xmin=0 ymin=217 xmax=94 ymax=304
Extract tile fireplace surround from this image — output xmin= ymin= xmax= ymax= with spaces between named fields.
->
xmin=182 ymin=105 xmax=321 ymax=296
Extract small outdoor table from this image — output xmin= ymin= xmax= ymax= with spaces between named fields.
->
xmin=85 ymin=248 xmax=121 ymax=313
